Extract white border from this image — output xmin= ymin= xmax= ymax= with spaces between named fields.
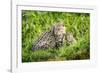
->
xmin=12 ymin=2 xmax=97 ymax=73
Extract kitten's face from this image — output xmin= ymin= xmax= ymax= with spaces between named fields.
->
xmin=54 ymin=23 xmax=66 ymax=43
xmin=55 ymin=23 xmax=66 ymax=36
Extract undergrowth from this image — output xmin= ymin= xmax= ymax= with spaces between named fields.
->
xmin=22 ymin=10 xmax=90 ymax=62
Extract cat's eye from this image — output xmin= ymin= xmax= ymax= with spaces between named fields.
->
xmin=58 ymin=28 xmax=60 ymax=30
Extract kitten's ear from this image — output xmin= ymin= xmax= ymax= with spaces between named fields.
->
xmin=51 ymin=25 xmax=55 ymax=34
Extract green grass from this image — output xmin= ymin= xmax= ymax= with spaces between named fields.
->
xmin=22 ymin=10 xmax=90 ymax=62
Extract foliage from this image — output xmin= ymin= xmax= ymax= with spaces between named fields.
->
xmin=22 ymin=10 xmax=90 ymax=62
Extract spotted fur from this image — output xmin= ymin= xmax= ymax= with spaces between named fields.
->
xmin=32 ymin=22 xmax=76 ymax=50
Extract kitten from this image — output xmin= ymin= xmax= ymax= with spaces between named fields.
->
xmin=32 ymin=22 xmax=76 ymax=50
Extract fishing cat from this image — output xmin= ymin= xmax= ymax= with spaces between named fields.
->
xmin=32 ymin=22 xmax=76 ymax=50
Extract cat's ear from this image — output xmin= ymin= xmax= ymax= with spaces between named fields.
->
xmin=51 ymin=25 xmax=55 ymax=35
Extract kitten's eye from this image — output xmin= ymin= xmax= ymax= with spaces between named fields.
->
xmin=62 ymin=24 xmax=64 ymax=27
xmin=58 ymin=28 xmax=60 ymax=30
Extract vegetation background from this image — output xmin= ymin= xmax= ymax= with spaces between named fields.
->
xmin=22 ymin=10 xmax=90 ymax=62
